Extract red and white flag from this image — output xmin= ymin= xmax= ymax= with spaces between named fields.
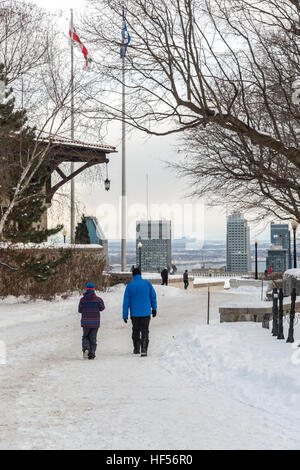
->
xmin=69 ymin=25 xmax=92 ymax=68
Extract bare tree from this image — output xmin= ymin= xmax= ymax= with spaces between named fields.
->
xmin=0 ymin=0 xmax=110 ymax=241
xmin=0 ymin=2 xmax=77 ymax=239
xmin=172 ymin=123 xmax=300 ymax=223
xmin=0 ymin=81 xmax=72 ymax=239
xmin=78 ymin=0 xmax=300 ymax=224
xmin=0 ymin=0 xmax=51 ymax=83
xmin=82 ymin=0 xmax=300 ymax=166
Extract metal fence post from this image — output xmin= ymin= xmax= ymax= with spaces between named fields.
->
xmin=272 ymin=288 xmax=279 ymax=337
xmin=286 ymin=287 xmax=296 ymax=343
xmin=277 ymin=288 xmax=284 ymax=340
xmin=262 ymin=313 xmax=271 ymax=329
xmin=207 ymin=286 xmax=210 ymax=325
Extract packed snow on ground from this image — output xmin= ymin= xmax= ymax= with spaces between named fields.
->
xmin=1 ymin=284 xmax=300 ymax=450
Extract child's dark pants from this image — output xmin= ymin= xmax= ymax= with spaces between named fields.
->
xmin=82 ymin=327 xmax=99 ymax=358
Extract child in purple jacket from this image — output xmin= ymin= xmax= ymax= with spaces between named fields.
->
xmin=78 ymin=282 xmax=105 ymax=360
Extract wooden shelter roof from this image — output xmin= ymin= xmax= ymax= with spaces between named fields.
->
xmin=38 ymin=134 xmax=117 ymax=163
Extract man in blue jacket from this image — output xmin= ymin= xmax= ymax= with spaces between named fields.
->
xmin=122 ymin=268 xmax=157 ymax=357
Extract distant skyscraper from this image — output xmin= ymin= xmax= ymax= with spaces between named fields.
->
xmin=136 ymin=220 xmax=172 ymax=272
xmin=266 ymin=245 xmax=289 ymax=272
xmin=270 ymin=223 xmax=292 ymax=269
xmin=226 ymin=212 xmax=251 ymax=273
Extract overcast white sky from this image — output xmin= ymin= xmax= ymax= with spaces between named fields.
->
xmin=31 ymin=0 xmax=274 ymax=242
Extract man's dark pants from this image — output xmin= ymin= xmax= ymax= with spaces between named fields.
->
xmin=82 ymin=327 xmax=99 ymax=358
xmin=131 ymin=316 xmax=151 ymax=353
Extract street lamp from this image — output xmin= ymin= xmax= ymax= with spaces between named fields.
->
xmin=104 ymin=162 xmax=111 ymax=191
xmin=138 ymin=241 xmax=142 ymax=270
xmin=254 ymin=238 xmax=258 ymax=280
xmin=104 ymin=178 xmax=111 ymax=191
xmin=291 ymin=220 xmax=299 ymax=268
xmin=62 ymin=228 xmax=67 ymax=244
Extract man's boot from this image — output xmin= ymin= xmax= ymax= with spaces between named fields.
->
xmin=133 ymin=339 xmax=141 ymax=355
xmin=141 ymin=338 xmax=149 ymax=357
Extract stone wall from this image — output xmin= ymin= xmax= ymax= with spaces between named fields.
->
xmin=282 ymin=271 xmax=300 ymax=296
xmin=194 ymin=281 xmax=224 ymax=289
xmin=219 ymin=301 xmax=300 ymax=323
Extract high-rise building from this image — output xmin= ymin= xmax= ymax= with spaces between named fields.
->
xmin=270 ymin=223 xmax=292 ymax=269
xmin=266 ymin=245 xmax=289 ymax=272
xmin=226 ymin=212 xmax=251 ymax=273
xmin=136 ymin=220 xmax=172 ymax=272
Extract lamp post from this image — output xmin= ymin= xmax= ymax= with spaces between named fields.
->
xmin=291 ymin=220 xmax=299 ymax=268
xmin=272 ymin=288 xmax=279 ymax=337
xmin=104 ymin=162 xmax=111 ymax=191
xmin=254 ymin=238 xmax=258 ymax=280
xmin=63 ymin=228 xmax=67 ymax=244
xmin=277 ymin=288 xmax=285 ymax=340
xmin=138 ymin=241 xmax=142 ymax=270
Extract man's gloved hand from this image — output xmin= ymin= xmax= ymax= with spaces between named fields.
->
xmin=123 ymin=318 xmax=128 ymax=323
xmin=152 ymin=310 xmax=157 ymax=318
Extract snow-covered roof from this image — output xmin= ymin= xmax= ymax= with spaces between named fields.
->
xmin=36 ymin=131 xmax=117 ymax=153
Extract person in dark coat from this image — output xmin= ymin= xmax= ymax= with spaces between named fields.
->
xmin=122 ymin=268 xmax=157 ymax=357
xmin=183 ymin=270 xmax=189 ymax=290
xmin=78 ymin=282 xmax=105 ymax=360
xmin=161 ymin=267 xmax=168 ymax=286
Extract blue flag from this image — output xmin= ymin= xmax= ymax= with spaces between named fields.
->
xmin=120 ymin=8 xmax=131 ymax=58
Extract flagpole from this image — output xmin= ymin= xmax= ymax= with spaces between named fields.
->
xmin=70 ymin=8 xmax=75 ymax=244
xmin=146 ymin=173 xmax=149 ymax=220
xmin=121 ymin=8 xmax=127 ymax=272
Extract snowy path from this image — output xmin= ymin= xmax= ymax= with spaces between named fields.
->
xmin=1 ymin=285 xmax=300 ymax=450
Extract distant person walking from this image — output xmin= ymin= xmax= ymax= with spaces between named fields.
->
xmin=183 ymin=270 xmax=189 ymax=290
xmin=161 ymin=267 xmax=168 ymax=286
xmin=122 ymin=268 xmax=157 ymax=357
xmin=78 ymin=282 xmax=105 ymax=360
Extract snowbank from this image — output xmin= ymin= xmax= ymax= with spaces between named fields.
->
xmin=159 ymin=322 xmax=300 ymax=421
xmin=284 ymin=268 xmax=300 ymax=279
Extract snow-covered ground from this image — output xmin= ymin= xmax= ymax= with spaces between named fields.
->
xmin=1 ymin=284 xmax=300 ymax=450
